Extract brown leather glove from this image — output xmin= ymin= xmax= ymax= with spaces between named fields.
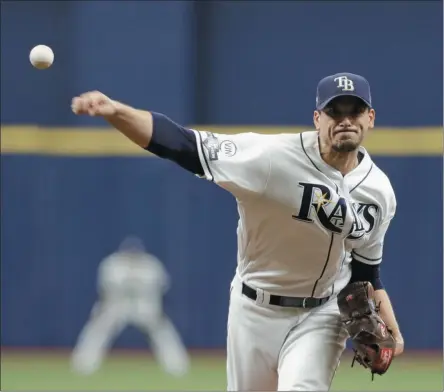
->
xmin=337 ymin=281 xmax=397 ymax=380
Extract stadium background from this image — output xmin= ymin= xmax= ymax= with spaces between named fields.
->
xmin=1 ymin=1 xmax=442 ymax=391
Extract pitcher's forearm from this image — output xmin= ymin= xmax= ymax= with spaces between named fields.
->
xmin=104 ymin=101 xmax=154 ymax=148
xmin=374 ymin=289 xmax=402 ymax=339
xmin=72 ymin=91 xmax=203 ymax=174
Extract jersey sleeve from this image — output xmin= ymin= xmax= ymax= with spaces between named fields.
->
xmin=97 ymin=257 xmax=117 ymax=294
xmin=147 ymin=255 xmax=171 ymax=292
xmin=192 ymin=130 xmax=271 ymax=196
xmin=351 ymin=195 xmax=397 ymax=265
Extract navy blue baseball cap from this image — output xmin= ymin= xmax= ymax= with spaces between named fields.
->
xmin=316 ymin=72 xmax=372 ymax=110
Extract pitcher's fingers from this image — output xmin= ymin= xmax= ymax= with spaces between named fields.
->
xmin=71 ymin=97 xmax=85 ymax=114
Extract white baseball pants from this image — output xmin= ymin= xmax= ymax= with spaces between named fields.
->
xmin=70 ymin=301 xmax=189 ymax=377
xmin=226 ymin=275 xmax=348 ymax=391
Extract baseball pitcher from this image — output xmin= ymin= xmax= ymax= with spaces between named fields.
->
xmin=71 ymin=72 xmax=404 ymax=391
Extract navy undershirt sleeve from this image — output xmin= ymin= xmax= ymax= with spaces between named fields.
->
xmin=349 ymin=258 xmax=384 ymax=290
xmin=145 ymin=112 xmax=204 ymax=176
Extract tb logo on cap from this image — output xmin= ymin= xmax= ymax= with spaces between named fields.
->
xmin=334 ymin=76 xmax=355 ymax=91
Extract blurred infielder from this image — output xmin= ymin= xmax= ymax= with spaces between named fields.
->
xmin=71 ymin=236 xmax=189 ymax=377
xmin=71 ymin=72 xmax=404 ymax=391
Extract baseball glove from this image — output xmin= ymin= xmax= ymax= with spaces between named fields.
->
xmin=337 ymin=281 xmax=397 ymax=380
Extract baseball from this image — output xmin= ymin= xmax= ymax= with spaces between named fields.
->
xmin=29 ymin=45 xmax=54 ymax=69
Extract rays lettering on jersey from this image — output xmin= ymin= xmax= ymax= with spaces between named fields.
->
xmin=347 ymin=203 xmax=366 ymax=240
xmin=292 ymin=182 xmax=366 ymax=239
xmin=353 ymin=202 xmax=379 ymax=233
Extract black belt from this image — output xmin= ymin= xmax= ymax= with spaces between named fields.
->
xmin=242 ymin=283 xmax=330 ymax=309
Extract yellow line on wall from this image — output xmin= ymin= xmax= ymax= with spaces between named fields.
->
xmin=1 ymin=126 xmax=146 ymax=156
xmin=1 ymin=125 xmax=442 ymax=156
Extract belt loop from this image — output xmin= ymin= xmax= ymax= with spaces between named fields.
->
xmin=255 ymin=288 xmax=271 ymax=306
xmin=302 ymin=298 xmax=307 ymax=308
xmin=255 ymin=288 xmax=265 ymax=305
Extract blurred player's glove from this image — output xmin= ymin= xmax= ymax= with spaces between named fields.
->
xmin=337 ymin=281 xmax=396 ymax=380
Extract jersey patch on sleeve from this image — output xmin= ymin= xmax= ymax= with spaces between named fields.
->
xmin=202 ymin=132 xmax=238 ymax=161
xmin=202 ymin=132 xmax=221 ymax=161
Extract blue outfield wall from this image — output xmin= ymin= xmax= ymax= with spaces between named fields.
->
xmin=1 ymin=1 xmax=442 ymax=127
xmin=1 ymin=1 xmax=442 ymax=350
xmin=1 ymin=154 xmax=442 ymax=349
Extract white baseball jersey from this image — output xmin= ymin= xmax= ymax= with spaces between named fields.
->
xmin=192 ymin=130 xmax=396 ymax=298
xmin=98 ymin=252 xmax=170 ymax=304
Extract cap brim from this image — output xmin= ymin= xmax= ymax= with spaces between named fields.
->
xmin=317 ymin=93 xmax=372 ymax=110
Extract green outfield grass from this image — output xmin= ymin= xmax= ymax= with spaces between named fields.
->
xmin=1 ymin=351 xmax=442 ymax=391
